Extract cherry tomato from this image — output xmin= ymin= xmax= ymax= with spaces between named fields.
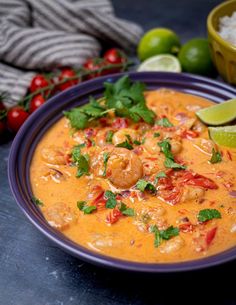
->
xmin=112 ymin=117 xmax=129 ymax=129
xmin=106 ymin=208 xmax=123 ymax=224
xmin=7 ymin=106 xmax=29 ymax=133
xmin=206 ymin=227 xmax=217 ymax=246
xmin=29 ymin=94 xmax=45 ymax=113
xmin=58 ymin=68 xmax=78 ymax=91
xmin=104 ymin=48 xmax=127 ymax=65
xmin=83 ymin=58 xmax=110 ymax=79
xmin=30 ymin=74 xmax=50 ymax=93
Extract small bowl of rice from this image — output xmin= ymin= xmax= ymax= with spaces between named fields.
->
xmin=207 ymin=0 xmax=236 ymax=84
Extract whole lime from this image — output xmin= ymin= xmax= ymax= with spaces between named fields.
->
xmin=178 ymin=38 xmax=215 ymax=76
xmin=138 ymin=28 xmax=181 ymax=61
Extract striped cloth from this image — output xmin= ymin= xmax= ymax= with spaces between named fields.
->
xmin=0 ymin=0 xmax=143 ymax=107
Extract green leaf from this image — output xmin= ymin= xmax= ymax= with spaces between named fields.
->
xmin=129 ymin=103 xmax=155 ymax=124
xmin=81 ymin=96 xmax=105 ymax=117
xmin=156 ymin=117 xmax=173 ymax=127
xmin=64 ymin=108 xmax=89 ymax=130
xmin=102 ymin=152 xmax=110 ymax=177
xmin=77 ymin=201 xmax=97 ymax=214
xmin=160 ymin=226 xmax=179 ymax=240
xmin=106 ymin=130 xmax=114 ymax=143
xmin=136 ymin=179 xmax=156 ymax=193
xmin=154 ymin=171 xmax=167 ymax=185
xmin=133 ymin=140 xmax=141 ymax=145
xmin=154 ymin=132 xmax=160 ymax=138
xmin=210 ymin=148 xmax=222 ymax=164
xmin=158 ymin=140 xmax=174 ymax=159
xmin=104 ymin=190 xmax=117 ymax=209
xmin=32 ymin=196 xmax=44 ymax=206
xmin=119 ymin=202 xmax=135 ymax=216
xmin=116 ymin=140 xmax=133 ymax=150
xmin=76 ymin=155 xmax=89 ymax=177
xmin=198 ymin=209 xmax=221 ymax=222
xmin=150 ymin=225 xmax=162 ymax=247
xmin=164 ymin=158 xmax=186 ymax=169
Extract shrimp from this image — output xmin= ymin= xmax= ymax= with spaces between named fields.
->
xmin=181 ymin=186 xmax=205 ymax=203
xmin=170 ymin=138 xmax=182 ymax=154
xmin=112 ymin=128 xmax=140 ymax=146
xmin=44 ymin=202 xmax=76 ymax=230
xmin=107 ymin=147 xmax=143 ymax=188
xmin=159 ymin=236 xmax=185 ymax=254
xmin=143 ymin=131 xmax=161 ymax=154
xmin=41 ymin=146 xmax=68 ymax=165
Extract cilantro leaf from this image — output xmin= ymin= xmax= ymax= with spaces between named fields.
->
xmin=164 ymin=158 xmax=186 ymax=169
xmin=156 ymin=117 xmax=173 ymax=127
xmin=150 ymin=225 xmax=179 ymax=247
xmin=104 ymin=190 xmax=117 ymax=209
xmin=210 ymin=148 xmax=222 ymax=164
xmin=64 ymin=108 xmax=88 ymax=130
xmin=136 ymin=179 xmax=156 ymax=193
xmin=116 ymin=140 xmax=133 ymax=150
xmin=77 ymin=201 xmax=97 ymax=214
xmin=81 ymin=96 xmax=106 ymax=117
xmin=198 ymin=209 xmax=221 ymax=222
xmin=154 ymin=171 xmax=167 ymax=185
xmin=71 ymin=146 xmax=90 ymax=177
xmin=133 ymin=140 xmax=141 ymax=145
xmin=102 ymin=152 xmax=110 ymax=177
xmin=106 ymin=130 xmax=114 ymax=143
xmin=32 ymin=196 xmax=43 ymax=206
xmin=158 ymin=140 xmax=174 ymax=159
xmin=119 ymin=202 xmax=135 ymax=216
xmin=154 ymin=132 xmax=160 ymax=138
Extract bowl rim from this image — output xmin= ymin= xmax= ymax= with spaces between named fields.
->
xmin=207 ymin=0 xmax=236 ymax=51
xmin=8 ymin=71 xmax=236 ymax=273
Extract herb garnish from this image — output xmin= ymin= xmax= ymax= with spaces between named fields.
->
xmin=158 ymin=139 xmax=186 ymax=170
xmin=136 ymin=179 xmax=156 ymax=193
xmin=154 ymin=132 xmax=160 ymax=138
xmin=104 ymin=190 xmax=117 ymax=209
xmin=116 ymin=140 xmax=133 ymax=150
xmin=65 ymin=76 xmax=156 ymax=130
xmin=154 ymin=171 xmax=167 ymax=185
xmin=197 ymin=209 xmax=221 ymax=222
xmin=133 ymin=140 xmax=141 ymax=145
xmin=32 ymin=196 xmax=44 ymax=206
xmin=77 ymin=201 xmax=97 ymax=214
xmin=102 ymin=152 xmax=110 ymax=177
xmin=106 ymin=130 xmax=114 ymax=143
xmin=209 ymin=148 xmax=222 ymax=164
xmin=150 ymin=225 xmax=179 ymax=247
xmin=119 ymin=202 xmax=135 ymax=216
xmin=156 ymin=117 xmax=173 ymax=127
xmin=71 ymin=145 xmax=90 ymax=177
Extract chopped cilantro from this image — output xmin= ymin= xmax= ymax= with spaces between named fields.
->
xmin=197 ymin=209 xmax=221 ymax=222
xmin=104 ymin=190 xmax=117 ymax=209
xmin=32 ymin=196 xmax=43 ymax=206
xmin=141 ymin=138 xmax=146 ymax=144
xmin=106 ymin=130 xmax=114 ymax=143
xmin=154 ymin=132 xmax=160 ymax=138
xmin=164 ymin=158 xmax=186 ymax=169
xmin=102 ymin=152 xmax=110 ymax=177
xmin=136 ymin=179 xmax=156 ymax=193
xmin=133 ymin=140 xmax=141 ymax=145
xmin=116 ymin=140 xmax=133 ymax=150
xmin=210 ymin=148 xmax=222 ymax=164
xmin=77 ymin=201 xmax=97 ymax=214
xmin=71 ymin=145 xmax=90 ymax=177
xmin=150 ymin=225 xmax=179 ymax=248
xmin=156 ymin=117 xmax=173 ymax=127
xmin=119 ymin=202 xmax=135 ymax=216
xmin=154 ymin=171 xmax=167 ymax=185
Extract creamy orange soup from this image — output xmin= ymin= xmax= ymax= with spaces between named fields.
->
xmin=30 ymin=89 xmax=236 ymax=263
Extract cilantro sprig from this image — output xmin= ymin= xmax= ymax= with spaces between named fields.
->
xmin=156 ymin=117 xmax=173 ymax=127
xmin=136 ymin=179 xmax=156 ymax=193
xmin=158 ymin=139 xmax=186 ymax=170
xmin=77 ymin=201 xmax=97 ymax=214
xmin=32 ymin=196 xmax=44 ymax=206
xmin=104 ymin=190 xmax=117 ymax=209
xmin=209 ymin=148 xmax=222 ymax=164
xmin=64 ymin=76 xmax=156 ymax=130
xmin=71 ymin=145 xmax=90 ymax=177
xmin=150 ymin=225 xmax=179 ymax=248
xmin=197 ymin=209 xmax=221 ymax=222
xmin=102 ymin=152 xmax=110 ymax=177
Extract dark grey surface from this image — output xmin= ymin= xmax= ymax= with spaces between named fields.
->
xmin=1 ymin=1 xmax=236 ymax=304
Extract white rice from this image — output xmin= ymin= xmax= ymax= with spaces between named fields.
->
xmin=218 ymin=11 xmax=236 ymax=46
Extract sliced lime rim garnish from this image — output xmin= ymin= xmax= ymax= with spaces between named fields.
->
xmin=208 ymin=126 xmax=236 ymax=148
xmin=137 ymin=54 xmax=181 ymax=73
xmin=196 ymin=98 xmax=236 ymax=126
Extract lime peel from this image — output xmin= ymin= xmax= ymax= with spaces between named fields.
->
xmin=208 ymin=126 xmax=236 ymax=148
xmin=196 ymin=99 xmax=236 ymax=126
xmin=137 ymin=54 xmax=181 ymax=73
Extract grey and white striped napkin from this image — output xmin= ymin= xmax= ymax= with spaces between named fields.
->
xmin=0 ymin=0 xmax=143 ymax=107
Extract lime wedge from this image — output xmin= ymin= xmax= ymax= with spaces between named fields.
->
xmin=196 ymin=99 xmax=236 ymax=126
xmin=137 ymin=54 xmax=181 ymax=72
xmin=208 ymin=126 xmax=236 ymax=148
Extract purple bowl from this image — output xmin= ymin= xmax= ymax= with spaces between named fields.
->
xmin=8 ymin=72 xmax=236 ymax=272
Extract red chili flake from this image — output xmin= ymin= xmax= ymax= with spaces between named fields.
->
xmin=181 ymin=129 xmax=199 ymax=139
xmin=223 ymin=182 xmax=233 ymax=190
xmin=99 ymin=117 xmax=109 ymax=127
xmin=178 ymin=209 xmax=188 ymax=215
xmin=226 ymin=150 xmax=232 ymax=161
xmin=133 ymin=146 xmax=143 ymax=155
xmin=112 ymin=117 xmax=128 ymax=129
xmin=146 ymin=157 xmax=158 ymax=161
xmin=206 ymin=227 xmax=217 ymax=247
xmin=92 ymin=190 xmax=106 ymax=209
xmin=106 ymin=208 xmax=123 ymax=224
xmin=179 ymin=223 xmax=194 ymax=233
xmin=209 ymin=200 xmax=216 ymax=206
xmin=86 ymin=139 xmax=93 ymax=148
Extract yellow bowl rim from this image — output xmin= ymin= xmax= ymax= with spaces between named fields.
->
xmin=207 ymin=0 xmax=236 ymax=52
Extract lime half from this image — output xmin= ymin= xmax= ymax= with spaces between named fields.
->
xmin=196 ymin=99 xmax=236 ymax=126
xmin=209 ymin=126 xmax=236 ymax=148
xmin=137 ymin=54 xmax=181 ymax=72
